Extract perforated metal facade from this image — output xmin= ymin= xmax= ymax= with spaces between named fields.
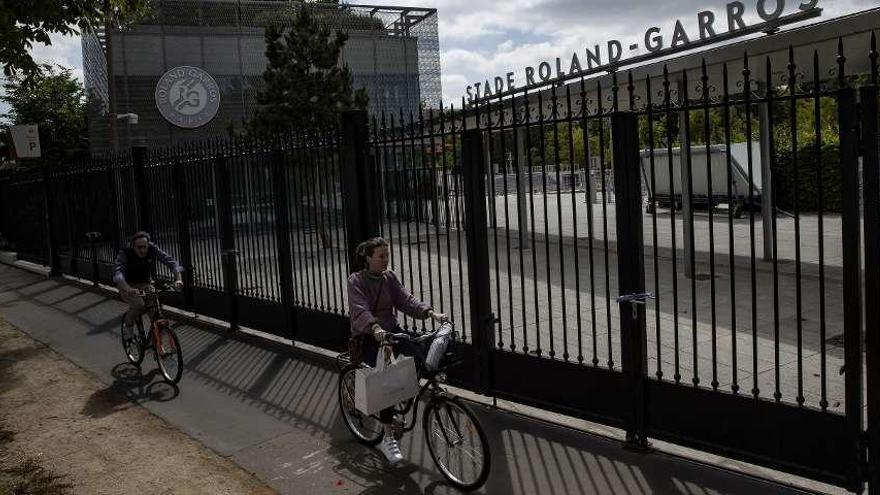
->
xmin=82 ymin=0 xmax=441 ymax=152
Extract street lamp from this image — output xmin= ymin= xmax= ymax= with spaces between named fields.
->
xmin=116 ymin=113 xmax=140 ymax=148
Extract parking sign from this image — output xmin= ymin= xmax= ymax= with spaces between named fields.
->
xmin=10 ymin=125 xmax=41 ymax=158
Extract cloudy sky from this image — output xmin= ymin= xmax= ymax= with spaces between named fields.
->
xmin=1 ymin=0 xmax=877 ymax=115
xmin=389 ymin=0 xmax=877 ymax=103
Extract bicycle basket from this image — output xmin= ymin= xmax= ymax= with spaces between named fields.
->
xmin=425 ymin=322 xmax=454 ymax=371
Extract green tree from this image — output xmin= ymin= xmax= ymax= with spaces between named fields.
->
xmin=249 ymin=4 xmax=369 ymax=132
xmin=538 ymin=121 xmax=610 ymax=171
xmin=1 ymin=65 xmax=89 ymax=163
xmin=0 ymin=1 xmax=149 ymax=81
xmin=252 ymin=0 xmax=384 ymax=31
xmin=0 ymin=0 xmax=151 ymax=152
xmin=0 ymin=1 xmax=101 ymax=79
xmin=540 ymin=123 xmax=586 ymax=170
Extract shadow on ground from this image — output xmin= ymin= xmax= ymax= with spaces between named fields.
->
xmin=0 ymin=265 xmax=807 ymax=495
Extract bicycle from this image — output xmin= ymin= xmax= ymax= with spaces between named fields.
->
xmin=337 ymin=322 xmax=491 ymax=491
xmin=119 ymin=280 xmax=184 ymax=384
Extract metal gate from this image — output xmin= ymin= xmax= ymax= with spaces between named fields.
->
xmin=371 ymin=37 xmax=878 ymax=491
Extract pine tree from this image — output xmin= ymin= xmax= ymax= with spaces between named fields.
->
xmin=250 ymin=4 xmax=369 ymax=132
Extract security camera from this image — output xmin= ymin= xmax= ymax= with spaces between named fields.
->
xmin=116 ymin=113 xmax=139 ymax=124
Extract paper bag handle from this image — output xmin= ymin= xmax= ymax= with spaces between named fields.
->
xmin=376 ymin=344 xmax=394 ymax=372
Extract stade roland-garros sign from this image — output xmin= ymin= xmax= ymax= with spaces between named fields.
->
xmin=466 ymin=0 xmax=822 ymax=104
xmin=155 ymin=66 xmax=221 ymax=129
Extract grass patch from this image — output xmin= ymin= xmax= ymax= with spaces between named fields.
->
xmin=0 ymin=423 xmax=72 ymax=495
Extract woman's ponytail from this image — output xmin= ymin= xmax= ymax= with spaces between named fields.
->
xmin=356 ymin=237 xmax=388 ymax=269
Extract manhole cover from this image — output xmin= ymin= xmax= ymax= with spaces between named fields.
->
xmin=692 ymin=273 xmax=717 ymax=281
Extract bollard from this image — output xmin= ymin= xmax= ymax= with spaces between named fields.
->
xmin=221 ymin=249 xmax=239 ymax=333
xmin=85 ymin=232 xmax=101 ymax=287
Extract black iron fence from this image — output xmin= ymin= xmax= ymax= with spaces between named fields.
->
xmin=1 ymin=35 xmax=879 ymax=494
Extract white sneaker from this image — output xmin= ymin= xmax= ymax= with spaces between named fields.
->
xmin=379 ymin=436 xmax=404 ymax=465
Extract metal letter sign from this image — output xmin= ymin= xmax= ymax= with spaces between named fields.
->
xmin=155 ymin=66 xmax=221 ymax=129
xmin=467 ymin=0 xmax=823 ymax=104
xmin=10 ymin=125 xmax=41 ymax=158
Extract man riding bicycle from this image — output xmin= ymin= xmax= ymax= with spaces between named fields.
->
xmin=113 ymin=231 xmax=184 ymax=341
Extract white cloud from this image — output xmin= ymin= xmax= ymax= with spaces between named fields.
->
xmin=431 ymin=0 xmax=878 ymax=103
xmin=440 ymin=74 xmax=469 ymax=104
xmin=1 ymin=32 xmax=84 ymax=118
xmin=29 ymin=33 xmax=84 ymax=81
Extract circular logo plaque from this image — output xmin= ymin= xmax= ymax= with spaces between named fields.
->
xmin=155 ymin=66 xmax=220 ymax=129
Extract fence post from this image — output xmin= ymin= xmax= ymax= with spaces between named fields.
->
xmin=85 ymin=232 xmax=101 ymax=287
xmin=132 ymin=145 xmax=151 ymax=232
xmin=461 ymin=128 xmax=495 ymax=394
xmin=677 ymin=79 xmax=696 ymax=279
xmin=63 ymin=171 xmax=76 ymax=276
xmin=41 ymin=161 xmax=61 ymax=276
xmin=221 ymin=249 xmax=239 ymax=332
xmin=757 ymin=82 xmax=776 ymax=261
xmin=611 ymin=111 xmax=648 ymax=449
xmin=213 ymin=154 xmax=238 ymax=332
xmin=514 ymin=127 xmax=530 ymax=249
xmin=340 ymin=110 xmax=380 ymax=274
xmin=172 ymin=159 xmax=195 ymax=308
xmin=106 ymin=162 xmax=121 ymax=256
xmin=271 ymin=147 xmax=296 ymax=344
xmin=0 ymin=178 xmax=5 ymax=246
xmin=860 ymin=84 xmax=880 ymax=494
xmin=839 ymin=86 xmax=866 ymax=492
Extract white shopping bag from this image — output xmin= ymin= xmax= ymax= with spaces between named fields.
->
xmin=354 ymin=350 xmax=419 ymax=416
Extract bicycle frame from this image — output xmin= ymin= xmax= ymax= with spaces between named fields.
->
xmin=395 ymin=378 xmax=442 ymax=434
xmin=139 ymin=282 xmax=172 ymax=348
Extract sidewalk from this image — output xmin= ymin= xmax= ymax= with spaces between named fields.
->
xmin=0 ymin=316 xmax=274 ymax=494
xmin=0 ymin=263 xmax=835 ymax=494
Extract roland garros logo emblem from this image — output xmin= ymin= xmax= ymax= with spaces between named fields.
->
xmin=155 ymin=66 xmax=220 ymax=129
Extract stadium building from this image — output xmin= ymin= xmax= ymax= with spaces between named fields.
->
xmin=81 ymin=0 xmax=441 ymax=152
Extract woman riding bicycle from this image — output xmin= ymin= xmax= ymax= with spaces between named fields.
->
xmin=347 ymin=237 xmax=447 ymax=465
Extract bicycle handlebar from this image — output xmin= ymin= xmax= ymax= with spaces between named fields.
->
xmin=382 ymin=322 xmax=455 ymax=346
xmin=135 ymin=281 xmax=181 ymax=297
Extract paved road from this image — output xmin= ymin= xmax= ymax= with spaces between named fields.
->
xmin=0 ymin=264 xmax=829 ymax=495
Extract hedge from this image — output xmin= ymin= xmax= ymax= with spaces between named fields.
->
xmin=772 ymin=142 xmax=842 ymax=213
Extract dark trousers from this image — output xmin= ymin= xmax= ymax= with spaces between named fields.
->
xmin=360 ymin=327 xmax=422 ymax=424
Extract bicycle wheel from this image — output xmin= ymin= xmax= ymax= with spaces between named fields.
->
xmin=153 ymin=322 xmax=183 ymax=384
xmin=423 ymin=396 xmax=490 ymax=491
xmin=338 ymin=364 xmax=384 ymax=446
xmin=120 ymin=315 xmax=145 ymax=366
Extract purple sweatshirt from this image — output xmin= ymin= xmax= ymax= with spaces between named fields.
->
xmin=348 ymin=270 xmax=431 ymax=336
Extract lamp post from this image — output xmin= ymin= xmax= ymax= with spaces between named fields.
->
xmin=116 ymin=113 xmax=140 ymax=148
